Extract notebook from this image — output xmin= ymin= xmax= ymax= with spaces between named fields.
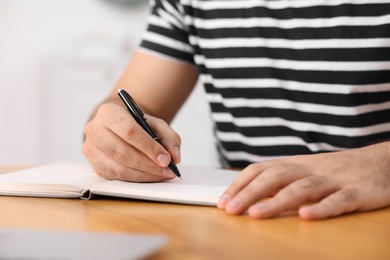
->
xmin=0 ymin=162 xmax=239 ymax=206
xmin=0 ymin=228 xmax=167 ymax=260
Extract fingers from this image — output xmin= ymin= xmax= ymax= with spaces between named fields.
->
xmin=217 ymin=164 xmax=265 ymax=209
xmin=83 ymin=102 xmax=181 ymax=182
xmin=218 ymin=145 xmax=390 ymax=220
xmin=96 ymin=103 xmax=180 ymax=167
xmin=248 ymin=175 xmax=338 ymax=218
xmin=219 ymin=162 xmax=311 ymax=214
xmin=83 ymin=138 xmax=174 ymax=182
xmin=219 ymin=163 xmax=383 ymax=220
xmin=298 ymin=188 xmax=361 ymax=220
xmin=146 ymin=115 xmax=182 ymax=164
xmin=87 ymin=126 xmax=175 ymax=177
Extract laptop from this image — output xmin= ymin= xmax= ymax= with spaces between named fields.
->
xmin=0 ymin=228 xmax=167 ymax=260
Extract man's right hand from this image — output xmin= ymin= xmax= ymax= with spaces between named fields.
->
xmin=82 ymin=101 xmax=181 ymax=182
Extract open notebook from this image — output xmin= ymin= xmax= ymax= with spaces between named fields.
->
xmin=0 ymin=163 xmax=239 ymax=206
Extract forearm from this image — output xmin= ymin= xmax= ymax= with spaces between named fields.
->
xmin=110 ymin=50 xmax=199 ymax=123
xmin=361 ymin=141 xmax=390 ymax=175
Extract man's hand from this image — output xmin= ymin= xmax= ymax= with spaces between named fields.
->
xmin=217 ymin=142 xmax=390 ymax=220
xmin=82 ymin=102 xmax=181 ymax=182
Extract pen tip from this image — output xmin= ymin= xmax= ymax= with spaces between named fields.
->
xmin=178 ymin=176 xmax=183 ymax=180
xmin=117 ymin=88 xmax=122 ymax=93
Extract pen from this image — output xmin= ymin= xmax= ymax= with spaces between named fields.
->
xmin=117 ymin=88 xmax=182 ymax=180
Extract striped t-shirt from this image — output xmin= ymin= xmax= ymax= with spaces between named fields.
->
xmin=140 ymin=0 xmax=390 ymax=168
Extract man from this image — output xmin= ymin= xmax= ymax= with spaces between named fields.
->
xmin=83 ymin=0 xmax=390 ymax=220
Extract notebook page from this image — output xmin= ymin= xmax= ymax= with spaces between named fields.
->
xmin=0 ymin=163 xmax=106 ymax=197
xmin=91 ymin=165 xmax=239 ymax=206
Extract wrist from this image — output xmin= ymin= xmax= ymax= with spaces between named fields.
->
xmin=360 ymin=141 xmax=390 ymax=171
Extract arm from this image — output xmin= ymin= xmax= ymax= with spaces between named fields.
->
xmin=83 ymin=50 xmax=199 ymax=182
xmin=217 ymin=141 xmax=390 ymax=220
xmin=109 ymin=50 xmax=198 ymax=123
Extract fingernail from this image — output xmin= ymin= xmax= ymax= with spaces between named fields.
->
xmin=217 ymin=195 xmax=229 ymax=209
xmin=226 ymin=198 xmax=241 ymax=209
xmin=157 ymin=154 xmax=169 ymax=166
xmin=163 ymin=168 xmax=176 ymax=179
xmin=173 ymin=145 xmax=181 ymax=158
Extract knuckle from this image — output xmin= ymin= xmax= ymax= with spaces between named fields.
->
xmin=98 ymin=103 xmax=127 ymax=128
xmin=263 ymin=165 xmax=287 ymax=180
xmin=110 ymin=146 xmax=127 ymax=163
xmin=277 ymin=186 xmax=296 ymax=198
xmin=143 ymin=142 xmax=162 ymax=158
xmin=122 ymin=117 xmax=142 ymax=139
xmin=223 ymin=180 xmax=242 ymax=196
xmin=115 ymin=167 xmax=129 ymax=181
xmin=97 ymin=103 xmax=112 ymax=116
xmin=122 ymin=122 xmax=136 ymax=138
xmin=97 ymin=161 xmax=127 ymax=181
xmin=156 ymin=117 xmax=168 ymax=127
xmin=81 ymin=142 xmax=90 ymax=156
xmin=83 ymin=122 xmax=92 ymax=136
xmin=244 ymin=163 xmax=262 ymax=174
xmin=298 ymin=175 xmax=326 ymax=189
xmin=227 ymin=181 xmax=240 ymax=191
xmin=95 ymin=161 xmax=115 ymax=180
xmin=337 ymin=188 xmax=357 ymax=202
xmin=241 ymin=184 xmax=258 ymax=199
xmin=103 ymin=143 xmax=127 ymax=163
xmin=172 ymin=131 xmax=181 ymax=145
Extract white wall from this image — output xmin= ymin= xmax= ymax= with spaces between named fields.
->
xmin=0 ymin=0 xmax=218 ymax=167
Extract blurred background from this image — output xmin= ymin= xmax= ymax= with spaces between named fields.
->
xmin=0 ymin=0 xmax=218 ymax=167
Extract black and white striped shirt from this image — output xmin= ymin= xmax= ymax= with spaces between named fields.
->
xmin=140 ymin=0 xmax=390 ymax=168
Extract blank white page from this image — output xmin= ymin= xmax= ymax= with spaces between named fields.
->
xmin=0 ymin=163 xmax=106 ymax=197
xmin=0 ymin=163 xmax=239 ymax=205
xmin=91 ymin=165 xmax=239 ymax=206
xmin=0 ymin=162 xmax=105 ymax=187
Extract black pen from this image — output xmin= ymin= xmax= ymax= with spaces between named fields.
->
xmin=117 ymin=89 xmax=182 ymax=180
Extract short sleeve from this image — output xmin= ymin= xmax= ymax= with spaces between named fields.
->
xmin=140 ymin=0 xmax=194 ymax=64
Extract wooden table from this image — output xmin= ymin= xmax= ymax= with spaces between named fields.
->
xmin=1 ymin=166 xmax=390 ymax=259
